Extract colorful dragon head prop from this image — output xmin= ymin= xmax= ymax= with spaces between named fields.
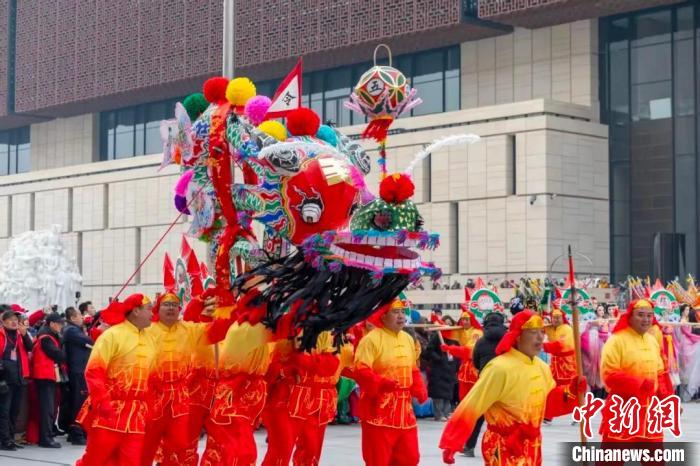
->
xmin=161 ymin=71 xmax=478 ymax=349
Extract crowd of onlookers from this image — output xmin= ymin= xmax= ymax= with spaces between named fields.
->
xmin=0 ymin=301 xmax=105 ymax=450
xmin=409 ymin=276 xmax=616 ymax=291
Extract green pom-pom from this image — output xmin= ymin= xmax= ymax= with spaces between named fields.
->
xmin=183 ymin=93 xmax=209 ymax=121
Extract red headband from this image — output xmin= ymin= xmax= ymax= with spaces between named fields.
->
xmin=495 ymin=311 xmax=544 ymax=355
xmin=612 ymin=299 xmax=654 ymax=334
xmin=101 ymin=293 xmax=151 ymax=326
xmin=367 ymin=299 xmax=406 ymax=329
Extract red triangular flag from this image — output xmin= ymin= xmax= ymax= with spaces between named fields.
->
xmin=187 ymin=251 xmax=201 ymax=279
xmin=191 ymin=275 xmax=204 ymax=298
xmin=200 ymin=262 xmax=210 ymax=278
xmin=163 ymin=253 xmax=175 ymax=291
xmin=464 ymin=287 xmax=471 ymax=302
xmin=181 ymin=237 xmax=194 ymax=262
xmin=475 ymin=277 xmax=486 ymax=290
xmin=266 ymin=58 xmax=303 ymax=119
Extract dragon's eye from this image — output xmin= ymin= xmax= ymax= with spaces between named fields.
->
xmin=300 ymin=200 xmax=323 ymax=223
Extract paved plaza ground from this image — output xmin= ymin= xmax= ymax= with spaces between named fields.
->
xmin=1 ymin=402 xmax=698 ymax=466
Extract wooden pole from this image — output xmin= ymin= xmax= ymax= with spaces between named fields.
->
xmin=568 ymin=245 xmax=587 ymax=447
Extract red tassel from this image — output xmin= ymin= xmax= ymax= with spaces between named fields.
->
xmin=361 ymin=117 xmax=394 ymax=143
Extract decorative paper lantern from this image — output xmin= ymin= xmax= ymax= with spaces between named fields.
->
xmin=345 ymin=44 xmax=422 ymax=179
xmin=355 ymin=65 xmax=408 ymax=121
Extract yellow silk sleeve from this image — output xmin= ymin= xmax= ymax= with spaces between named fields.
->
xmin=89 ymin=329 xmax=115 ymax=367
xmin=440 ymin=358 xmax=508 ymax=451
xmin=413 ymin=337 xmax=422 ymax=366
xmin=561 ymin=325 xmax=574 ymax=349
xmin=454 ymin=359 xmax=507 ymax=420
xmin=354 ymin=332 xmax=379 ymax=370
xmin=600 ymin=334 xmax=622 ymax=381
xmin=181 ymin=319 xmax=209 ymax=345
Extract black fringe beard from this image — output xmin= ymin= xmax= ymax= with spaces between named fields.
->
xmin=232 ymin=250 xmax=410 ymax=351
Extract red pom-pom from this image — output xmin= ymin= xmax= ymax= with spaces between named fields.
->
xmin=379 ymin=173 xmax=415 ymax=203
xmin=286 ymin=107 xmax=320 ymax=136
xmin=203 ymin=77 xmax=229 ymax=104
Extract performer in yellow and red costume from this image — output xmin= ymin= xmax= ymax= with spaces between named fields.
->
xmin=441 ymin=309 xmax=483 ymax=399
xmin=543 ymin=306 xmax=577 ymax=387
xmin=262 ymin=331 xmax=354 ymax=466
xmin=353 ymin=298 xmax=428 ymax=466
xmin=76 ymin=294 xmax=157 ymax=466
xmin=199 ymin=291 xmax=273 ymax=466
xmin=140 ymin=289 xmax=228 ymax=466
xmin=440 ymin=311 xmax=584 ymax=465
xmin=599 ymin=299 xmax=672 ymax=448
xmin=181 ymin=293 xmax=223 ymax=466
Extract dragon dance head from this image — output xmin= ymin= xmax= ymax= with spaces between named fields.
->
xmin=161 ymin=71 xmax=478 ymax=349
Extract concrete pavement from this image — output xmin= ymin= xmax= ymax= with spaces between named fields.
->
xmin=2 ymin=402 xmax=698 ymax=465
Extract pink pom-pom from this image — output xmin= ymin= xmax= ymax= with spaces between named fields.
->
xmin=175 ymin=170 xmax=194 ymax=197
xmin=244 ymin=95 xmax=272 ymax=126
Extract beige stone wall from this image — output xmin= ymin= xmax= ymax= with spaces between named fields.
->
xmin=461 ymin=20 xmax=599 ymax=114
xmin=30 ymin=114 xmax=97 ymax=171
xmin=344 ymin=98 xmax=608 ymax=281
xmin=0 ymin=157 xmax=208 ymax=307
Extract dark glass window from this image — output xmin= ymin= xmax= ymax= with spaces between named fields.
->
xmin=100 ymin=98 xmax=182 ymax=160
xmin=631 ymin=43 xmax=671 ymax=84
xmin=631 ymin=81 xmax=672 ymax=121
xmin=256 ymin=46 xmax=460 ymax=126
xmin=412 ymin=49 xmax=445 ymax=116
xmin=602 ymin=3 xmax=700 ymax=281
xmin=633 ymin=10 xmax=671 ymax=46
xmin=0 ymin=127 xmax=30 ymax=176
xmin=324 ymin=67 xmax=353 ymax=127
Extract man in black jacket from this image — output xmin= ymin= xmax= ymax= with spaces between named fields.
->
xmin=462 ymin=311 xmax=507 ymax=457
xmin=62 ymin=307 xmax=92 ymax=445
xmin=31 ymin=313 xmax=66 ymax=448
xmin=0 ymin=308 xmax=33 ymax=451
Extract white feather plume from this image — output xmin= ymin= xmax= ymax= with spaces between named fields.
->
xmin=404 ymin=134 xmax=480 ymax=174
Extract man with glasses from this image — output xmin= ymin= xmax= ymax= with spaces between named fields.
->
xmin=141 ymin=291 xmax=213 ymax=466
xmin=353 ymin=298 xmax=428 ymax=466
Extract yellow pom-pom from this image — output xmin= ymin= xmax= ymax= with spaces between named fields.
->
xmin=257 ymin=120 xmax=288 ymax=141
xmin=226 ymin=77 xmax=256 ymax=106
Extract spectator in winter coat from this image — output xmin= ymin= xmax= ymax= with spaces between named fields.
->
xmin=423 ymin=333 xmax=459 ymax=421
xmin=62 ymin=307 xmax=93 ymax=445
xmin=461 ymin=311 xmax=508 ymax=457
xmin=31 ymin=313 xmax=66 ymax=448
xmin=0 ymin=309 xmax=33 ymax=451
